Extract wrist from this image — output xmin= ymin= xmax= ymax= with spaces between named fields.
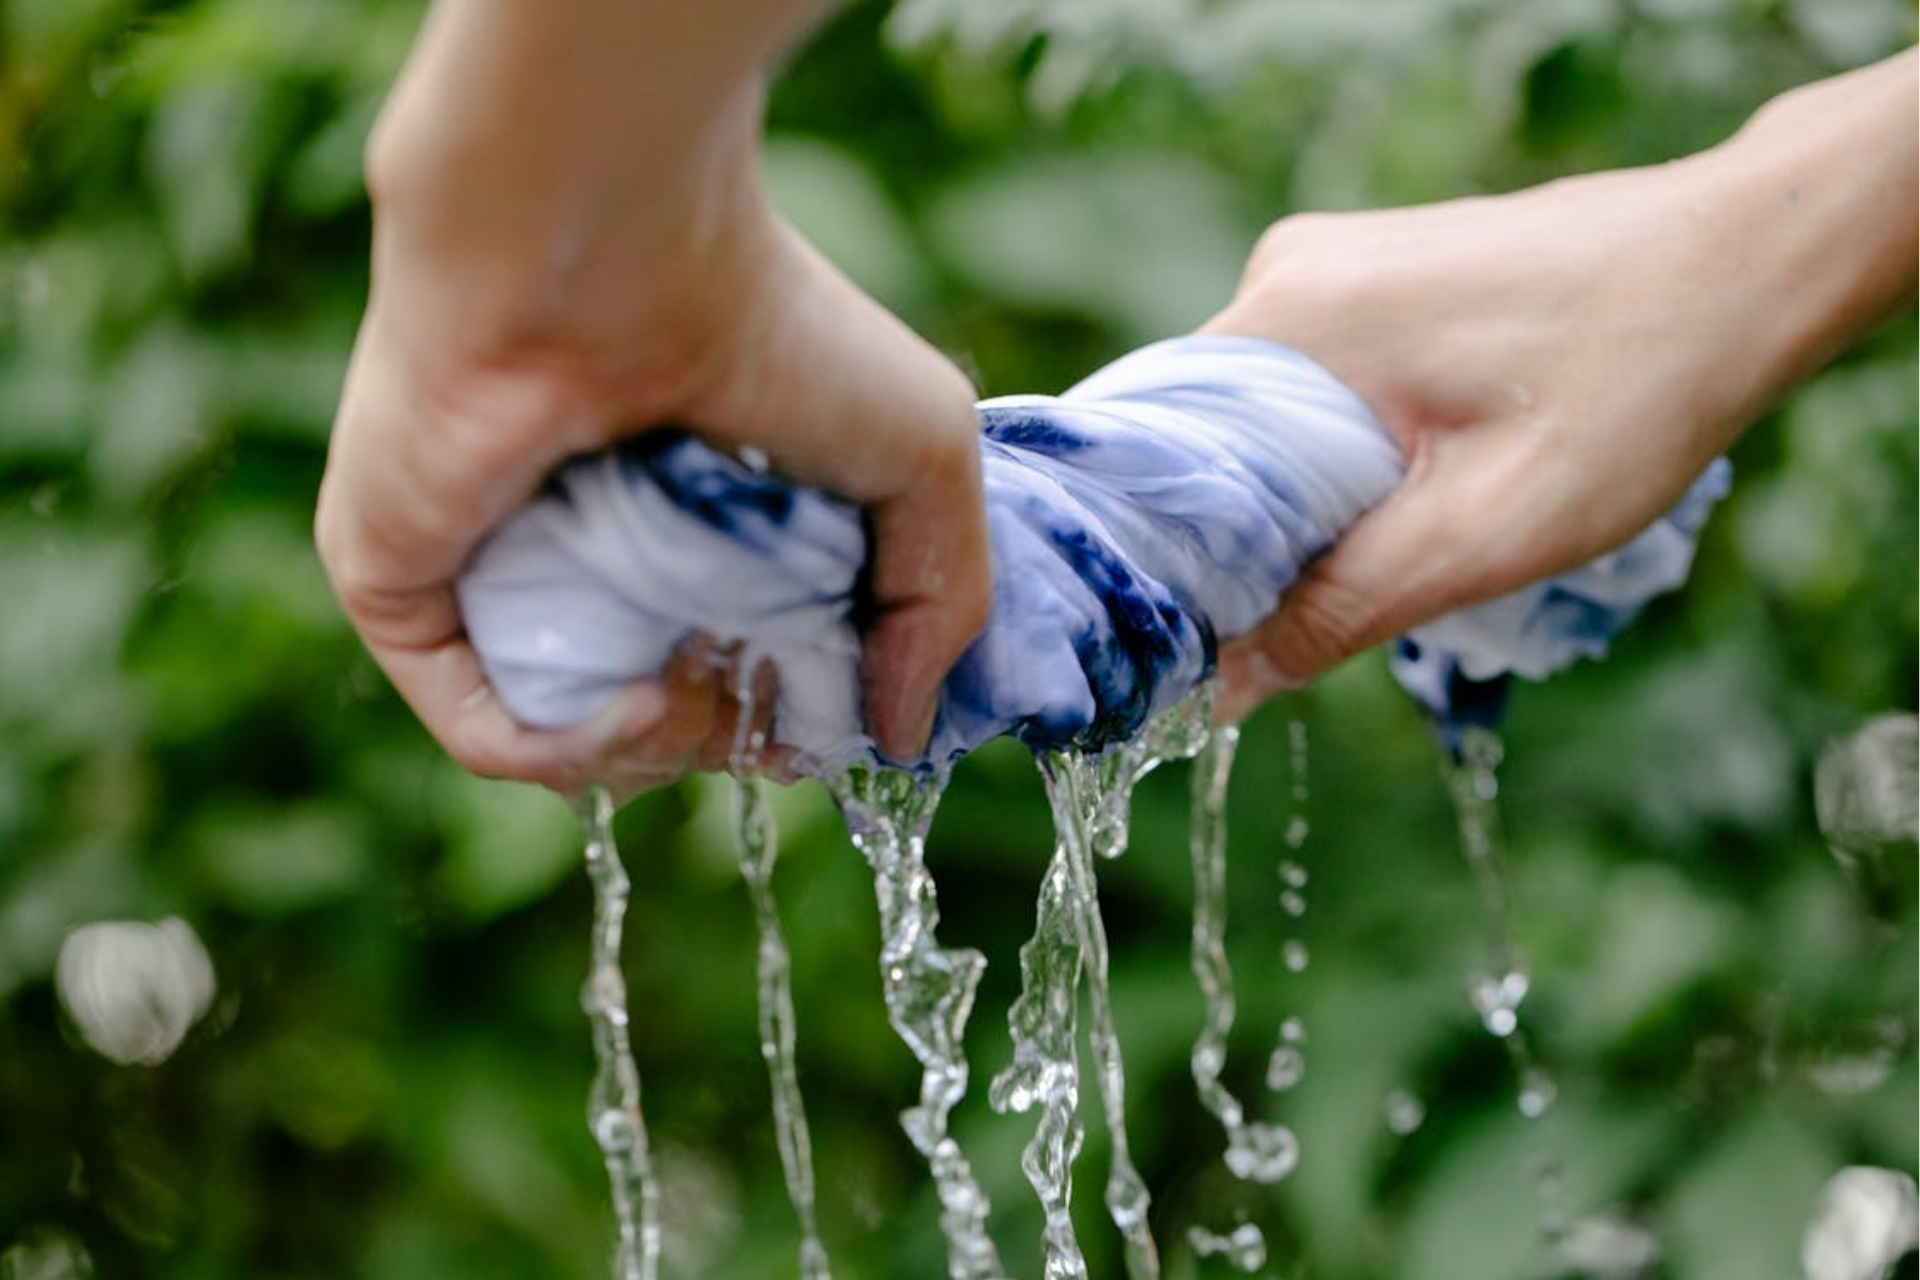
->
xmin=1685 ymin=52 xmax=1917 ymax=424
xmin=366 ymin=92 xmax=776 ymax=412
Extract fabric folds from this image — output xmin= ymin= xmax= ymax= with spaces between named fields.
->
xmin=457 ymin=336 xmax=1730 ymax=770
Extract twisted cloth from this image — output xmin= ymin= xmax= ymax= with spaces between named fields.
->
xmin=457 ymin=336 xmax=1729 ymax=770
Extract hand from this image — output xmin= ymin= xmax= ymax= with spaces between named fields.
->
xmin=1204 ymin=50 xmax=1917 ymax=720
xmin=315 ymin=4 xmax=990 ymax=794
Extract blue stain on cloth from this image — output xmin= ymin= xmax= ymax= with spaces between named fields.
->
xmin=457 ymin=336 xmax=1731 ymax=771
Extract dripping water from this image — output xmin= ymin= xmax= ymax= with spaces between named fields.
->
xmin=988 ymin=692 xmax=1213 ymax=1280
xmin=1186 ymin=1223 xmax=1267 ymax=1272
xmin=988 ymin=767 xmax=1089 ymax=1280
xmin=1187 ymin=723 xmax=1299 ymax=1190
xmin=728 ymin=692 xmax=832 ymax=1280
xmin=1038 ymin=751 xmax=1158 ymax=1280
xmin=1442 ymin=727 xmax=1570 ymax=1255
xmin=829 ymin=765 xmax=1007 ymax=1280
xmin=575 ymin=785 xmax=664 ymax=1280
xmin=1443 ymin=728 xmax=1556 ymax=1120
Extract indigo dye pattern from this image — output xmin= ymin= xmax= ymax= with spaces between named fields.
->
xmin=458 ymin=337 xmax=1730 ymax=770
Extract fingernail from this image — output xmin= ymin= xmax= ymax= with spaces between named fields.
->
xmin=868 ymin=681 xmax=932 ymax=764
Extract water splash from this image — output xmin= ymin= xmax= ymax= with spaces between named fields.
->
xmin=1266 ymin=1017 xmax=1305 ymax=1094
xmin=1086 ymin=690 xmax=1215 ymax=860
xmin=1442 ymin=728 xmax=1557 ymax=1119
xmin=1382 ymin=1090 xmax=1425 ymax=1137
xmin=730 ymin=770 xmax=832 ymax=1279
xmin=1037 ymin=751 xmax=1160 ymax=1280
xmin=985 ymin=694 xmax=1214 ymax=1280
xmin=988 ymin=761 xmax=1089 ymax=1280
xmin=575 ymin=785 xmax=663 ymax=1280
xmin=831 ymin=766 xmax=1006 ymax=1280
xmin=1186 ymin=1222 xmax=1268 ymax=1272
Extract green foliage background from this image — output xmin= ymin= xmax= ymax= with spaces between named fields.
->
xmin=2 ymin=1 xmax=1915 ymax=1277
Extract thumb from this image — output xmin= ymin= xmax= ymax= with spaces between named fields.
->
xmin=1218 ymin=474 xmax=1470 ymax=717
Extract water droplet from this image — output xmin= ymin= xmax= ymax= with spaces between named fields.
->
xmin=1283 ymin=816 xmax=1310 ymax=849
xmin=1223 ymin=1122 xmax=1299 ymax=1184
xmin=1265 ymin=1046 xmax=1305 ymax=1092
xmin=582 ymin=963 xmax=627 ymax=1017
xmin=594 ymin=1107 xmax=640 ymax=1154
xmin=1278 ymin=860 xmax=1308 ymax=889
xmin=1282 ymin=940 xmax=1309 ymax=973
xmin=1470 ymin=970 xmax=1529 ymax=1038
xmin=1279 ymin=1017 xmax=1304 ymax=1044
xmin=1383 ymin=1090 xmax=1425 ymax=1136
xmin=1279 ymin=890 xmax=1306 ymax=917
xmin=1187 ymin=1222 xmax=1267 ymax=1271
xmin=1189 ymin=718 xmax=1299 ymax=1201
xmin=1518 ymin=1067 xmax=1557 ymax=1118
xmin=1556 ymin=1213 xmax=1661 ymax=1278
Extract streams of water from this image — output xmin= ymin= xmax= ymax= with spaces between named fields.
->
xmin=574 ymin=785 xmax=664 ymax=1280
xmin=1440 ymin=728 xmax=1577 ymax=1259
xmin=565 ymin=697 xmax=1558 ymax=1279
xmin=1182 ymin=710 xmax=1305 ymax=1274
xmin=730 ymin=770 xmax=832 ymax=1279
xmin=983 ymin=692 xmax=1214 ymax=1280
xmin=1442 ymin=728 xmax=1556 ymax=1120
xmin=830 ymin=766 xmax=1007 ymax=1280
xmin=1037 ymin=750 xmax=1158 ymax=1280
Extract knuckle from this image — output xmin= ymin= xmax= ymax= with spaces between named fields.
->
xmin=1247 ymin=213 xmax=1329 ymax=281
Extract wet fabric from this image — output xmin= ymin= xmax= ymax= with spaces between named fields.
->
xmin=457 ymin=336 xmax=1730 ymax=770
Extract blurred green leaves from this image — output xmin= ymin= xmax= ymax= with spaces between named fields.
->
xmin=930 ymin=150 xmax=1250 ymax=343
xmin=1 ymin=0 xmax=1914 ymax=1277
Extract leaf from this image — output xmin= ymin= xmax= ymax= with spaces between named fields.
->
xmin=431 ymin=773 xmax=578 ymax=922
xmin=191 ymin=797 xmax=371 ymax=916
xmin=929 ymin=150 xmax=1251 ymax=342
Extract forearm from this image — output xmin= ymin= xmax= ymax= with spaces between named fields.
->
xmin=1675 ymin=49 xmax=1917 ymax=437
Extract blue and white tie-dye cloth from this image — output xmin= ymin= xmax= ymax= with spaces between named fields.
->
xmin=457 ymin=336 xmax=1729 ymax=770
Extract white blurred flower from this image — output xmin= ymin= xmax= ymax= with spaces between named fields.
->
xmin=0 ymin=1229 xmax=92 ymax=1280
xmin=1816 ymin=714 xmax=1919 ymax=858
xmin=1557 ymin=1213 xmax=1661 ymax=1279
xmin=55 ymin=917 xmax=215 ymax=1067
xmin=1802 ymin=1166 xmax=1919 ymax=1280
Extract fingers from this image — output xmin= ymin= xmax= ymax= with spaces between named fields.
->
xmin=596 ymin=645 xmax=781 ymax=801
xmin=862 ymin=451 xmax=992 ymax=762
xmin=328 ymin=204 xmax=988 ymax=778
xmin=1218 ymin=433 xmax=1558 ymax=713
xmin=1218 ymin=487 xmax=1452 ymax=707
xmin=693 ymin=224 xmax=992 ymax=761
xmin=355 ymin=614 xmax=673 ymax=793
